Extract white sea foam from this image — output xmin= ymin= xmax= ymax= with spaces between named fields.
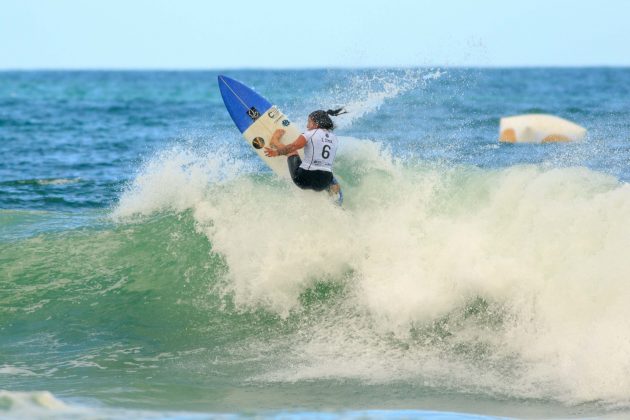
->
xmin=290 ymin=68 xmax=446 ymax=129
xmin=35 ymin=178 xmax=81 ymax=186
xmin=0 ymin=366 xmax=37 ymax=376
xmin=112 ymin=145 xmax=253 ymax=220
xmin=332 ymin=69 xmax=445 ymax=129
xmin=0 ymin=390 xmax=229 ymax=419
xmin=113 ymin=135 xmax=630 ymax=406
xmin=0 ymin=390 xmax=71 ymax=417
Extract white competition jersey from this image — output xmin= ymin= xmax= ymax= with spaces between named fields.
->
xmin=300 ymin=129 xmax=338 ymax=172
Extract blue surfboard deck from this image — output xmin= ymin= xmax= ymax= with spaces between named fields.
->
xmin=218 ymin=75 xmax=272 ymax=133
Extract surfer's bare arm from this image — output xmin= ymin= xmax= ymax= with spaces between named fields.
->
xmin=264 ymin=135 xmax=307 ymax=157
xmin=269 ymin=129 xmax=286 ymax=148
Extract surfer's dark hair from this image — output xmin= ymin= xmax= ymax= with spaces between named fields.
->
xmin=309 ymin=108 xmax=347 ymax=130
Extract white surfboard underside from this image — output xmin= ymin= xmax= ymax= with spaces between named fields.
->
xmin=499 ymin=114 xmax=587 ymax=143
xmin=243 ymin=106 xmax=303 ymax=179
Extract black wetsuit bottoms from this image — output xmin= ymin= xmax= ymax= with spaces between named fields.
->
xmin=287 ymin=155 xmax=333 ymax=192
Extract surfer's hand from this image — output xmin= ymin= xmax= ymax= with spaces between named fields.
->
xmin=264 ymin=147 xmax=277 ymax=157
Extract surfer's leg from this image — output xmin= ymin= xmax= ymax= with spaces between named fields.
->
xmin=300 ymin=171 xmax=332 ymax=192
xmin=287 ymin=155 xmax=308 ymax=189
xmin=327 ymin=176 xmax=343 ymax=206
xmin=327 ymin=176 xmax=341 ymax=195
xmin=287 ymin=158 xmax=331 ymax=191
xmin=287 ymin=155 xmax=301 ymax=181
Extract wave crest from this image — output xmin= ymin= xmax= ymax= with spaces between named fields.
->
xmin=105 ymin=134 xmax=630 ymax=406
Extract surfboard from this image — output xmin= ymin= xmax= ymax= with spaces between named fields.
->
xmin=218 ymin=75 xmax=343 ymax=205
xmin=499 ymin=114 xmax=587 ymax=143
xmin=218 ymin=75 xmax=304 ymax=179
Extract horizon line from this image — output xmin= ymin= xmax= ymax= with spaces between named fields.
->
xmin=1 ymin=64 xmax=630 ymax=72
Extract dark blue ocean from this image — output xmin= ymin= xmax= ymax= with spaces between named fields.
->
xmin=1 ymin=69 xmax=630 ymax=419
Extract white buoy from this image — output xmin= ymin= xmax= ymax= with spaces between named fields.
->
xmin=499 ymin=114 xmax=587 ymax=143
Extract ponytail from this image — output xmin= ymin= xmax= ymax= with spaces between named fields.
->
xmin=326 ymin=107 xmax=348 ymax=117
xmin=309 ymin=107 xmax=347 ymax=130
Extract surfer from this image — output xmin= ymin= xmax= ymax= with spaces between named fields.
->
xmin=264 ymin=108 xmax=346 ymax=200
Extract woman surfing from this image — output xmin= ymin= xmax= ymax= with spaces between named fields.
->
xmin=264 ymin=108 xmax=346 ymax=204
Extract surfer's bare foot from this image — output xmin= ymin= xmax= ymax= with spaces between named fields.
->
xmin=328 ymin=183 xmax=340 ymax=195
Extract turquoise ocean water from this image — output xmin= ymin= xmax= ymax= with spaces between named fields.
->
xmin=1 ymin=69 xmax=630 ymax=419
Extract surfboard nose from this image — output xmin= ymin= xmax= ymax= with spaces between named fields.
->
xmin=217 ymin=75 xmax=233 ymax=90
xmin=217 ymin=75 xmax=228 ymax=89
xmin=217 ymin=75 xmax=272 ymax=134
xmin=218 ymin=75 xmax=238 ymax=88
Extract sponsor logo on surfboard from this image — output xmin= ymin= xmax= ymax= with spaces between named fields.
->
xmin=282 ymin=119 xmax=290 ymax=126
xmin=268 ymin=109 xmax=277 ymax=118
xmin=247 ymin=107 xmax=260 ymax=121
xmin=252 ymin=137 xmax=265 ymax=149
